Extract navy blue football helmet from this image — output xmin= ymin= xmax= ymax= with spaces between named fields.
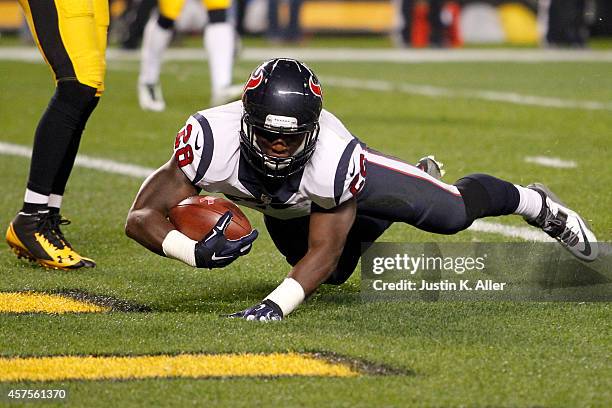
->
xmin=241 ymin=58 xmax=323 ymax=178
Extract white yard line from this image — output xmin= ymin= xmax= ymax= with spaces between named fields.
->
xmin=232 ymin=66 xmax=611 ymax=111
xmin=3 ymin=46 xmax=610 ymax=111
xmin=470 ymin=220 xmax=552 ymax=242
xmin=0 ymin=141 xmax=154 ymax=179
xmin=113 ymin=47 xmax=612 ymax=63
xmin=0 ymin=141 xmax=552 ymax=242
xmin=3 ymin=46 xmax=612 ymax=63
xmin=524 ymin=156 xmax=577 ymax=169
xmin=323 ymin=76 xmax=612 ymax=111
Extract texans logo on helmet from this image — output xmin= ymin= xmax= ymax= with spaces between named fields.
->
xmin=244 ymin=69 xmax=264 ymax=92
xmin=309 ymin=76 xmax=322 ymax=98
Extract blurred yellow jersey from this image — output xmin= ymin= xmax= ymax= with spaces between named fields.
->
xmin=159 ymin=0 xmax=231 ymax=20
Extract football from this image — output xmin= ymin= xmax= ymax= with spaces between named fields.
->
xmin=168 ymin=196 xmax=253 ymax=241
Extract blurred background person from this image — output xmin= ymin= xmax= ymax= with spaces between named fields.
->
xmin=540 ymin=0 xmax=590 ymax=47
xmin=397 ymin=0 xmax=448 ymax=47
xmin=138 ymin=0 xmax=241 ymax=111
xmin=115 ymin=0 xmax=158 ymax=50
xmin=267 ymin=0 xmax=303 ymax=43
xmin=235 ymin=0 xmax=248 ymax=37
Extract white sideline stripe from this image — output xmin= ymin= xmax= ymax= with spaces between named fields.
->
xmin=469 ymin=220 xmax=553 ymax=242
xmin=0 ymin=142 xmax=155 ymax=179
xmin=113 ymin=48 xmax=612 ymax=63
xmin=323 ymin=76 xmax=612 ymax=111
xmin=0 ymin=141 xmax=551 ymax=243
xmin=5 ymin=47 xmax=611 ymax=111
xmin=232 ymin=68 xmax=611 ymax=112
xmin=524 ymin=156 xmax=577 ymax=169
xmin=4 ymin=47 xmax=612 ymax=63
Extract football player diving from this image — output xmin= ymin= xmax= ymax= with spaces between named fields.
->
xmin=126 ymin=58 xmax=599 ymax=321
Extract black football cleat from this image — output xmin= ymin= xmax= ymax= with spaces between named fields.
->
xmin=6 ymin=211 xmax=95 ymax=270
xmin=525 ymin=183 xmax=598 ymax=262
xmin=416 ymin=155 xmax=446 ymax=180
xmin=50 ymin=213 xmax=96 ymax=268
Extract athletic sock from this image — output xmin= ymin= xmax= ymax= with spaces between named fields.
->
xmin=22 ymin=189 xmax=49 ymax=214
xmin=204 ymin=22 xmax=235 ymax=93
xmin=48 ymin=194 xmax=63 ymax=214
xmin=139 ymin=17 xmax=173 ymax=85
xmin=513 ymin=185 xmax=543 ymax=220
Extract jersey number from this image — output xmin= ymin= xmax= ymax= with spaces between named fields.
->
xmin=175 ymin=124 xmax=193 ymax=167
xmin=349 ymin=153 xmax=367 ymax=196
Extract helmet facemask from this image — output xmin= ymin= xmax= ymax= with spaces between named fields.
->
xmin=240 ymin=112 xmax=319 ymax=179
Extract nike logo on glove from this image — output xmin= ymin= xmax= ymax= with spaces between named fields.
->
xmin=211 ymin=253 xmax=233 ymax=261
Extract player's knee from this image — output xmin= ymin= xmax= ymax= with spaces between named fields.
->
xmin=57 ymin=80 xmax=97 ymax=105
xmin=52 ymin=80 xmax=99 ymax=122
xmin=208 ymin=9 xmax=229 ymax=23
xmin=455 ymin=173 xmax=519 ymax=225
xmin=157 ymin=14 xmax=175 ymax=29
xmin=415 ymin=202 xmax=469 ymax=235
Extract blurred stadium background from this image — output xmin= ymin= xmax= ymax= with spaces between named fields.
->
xmin=0 ymin=0 xmax=611 ymax=48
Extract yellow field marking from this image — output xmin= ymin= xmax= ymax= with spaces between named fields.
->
xmin=0 ymin=292 xmax=109 ymax=314
xmin=0 ymin=353 xmax=359 ymax=381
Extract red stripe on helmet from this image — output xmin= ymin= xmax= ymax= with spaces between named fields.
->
xmin=309 ymin=76 xmax=322 ymax=98
xmin=244 ymin=70 xmax=263 ymax=92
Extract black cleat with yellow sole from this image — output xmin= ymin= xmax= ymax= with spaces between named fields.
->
xmin=6 ymin=211 xmax=95 ymax=270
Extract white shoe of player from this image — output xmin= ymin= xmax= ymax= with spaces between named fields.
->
xmin=525 ymin=183 xmax=598 ymax=262
xmin=210 ymin=84 xmax=243 ymax=107
xmin=138 ymin=83 xmax=166 ymax=112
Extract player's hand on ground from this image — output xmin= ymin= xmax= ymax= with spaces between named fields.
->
xmin=226 ymin=300 xmax=283 ymax=321
xmin=194 ymin=211 xmax=258 ymax=268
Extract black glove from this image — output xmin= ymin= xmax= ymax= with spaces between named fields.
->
xmin=226 ymin=299 xmax=283 ymax=321
xmin=195 ymin=211 xmax=258 ymax=268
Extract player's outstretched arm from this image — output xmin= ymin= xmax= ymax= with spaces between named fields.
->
xmin=125 ymin=158 xmax=197 ymax=256
xmin=290 ymin=199 xmax=358 ymax=294
xmin=227 ymin=199 xmax=357 ymax=321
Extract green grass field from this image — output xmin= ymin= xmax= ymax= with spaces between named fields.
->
xmin=0 ymin=46 xmax=611 ymax=407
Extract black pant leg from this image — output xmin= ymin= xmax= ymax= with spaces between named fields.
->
xmin=358 ymin=151 xmax=469 ymax=234
xmin=358 ymin=151 xmax=520 ymax=233
xmin=264 ymin=213 xmax=391 ymax=285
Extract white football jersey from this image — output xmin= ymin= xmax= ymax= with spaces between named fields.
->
xmin=173 ymin=101 xmax=366 ymax=220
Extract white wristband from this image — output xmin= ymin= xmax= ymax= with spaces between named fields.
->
xmin=162 ymin=230 xmax=197 ymax=267
xmin=265 ymin=278 xmax=306 ymax=316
